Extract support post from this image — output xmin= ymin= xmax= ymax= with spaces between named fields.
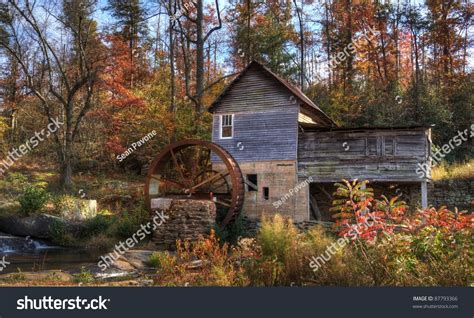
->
xmin=421 ymin=181 xmax=428 ymax=209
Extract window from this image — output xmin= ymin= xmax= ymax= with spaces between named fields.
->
xmin=365 ymin=136 xmax=396 ymax=156
xmin=263 ymin=187 xmax=269 ymax=200
xmin=366 ymin=137 xmax=378 ymax=156
xmin=246 ymin=174 xmax=258 ymax=192
xmin=383 ymin=137 xmax=395 ymax=156
xmin=220 ymin=114 xmax=233 ymax=139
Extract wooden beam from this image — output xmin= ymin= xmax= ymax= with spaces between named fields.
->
xmin=309 ymin=194 xmax=322 ymax=221
xmin=421 ymin=181 xmax=428 ymax=209
xmin=244 ymin=178 xmax=258 ymax=191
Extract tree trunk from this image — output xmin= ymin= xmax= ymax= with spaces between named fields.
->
xmin=195 ymin=0 xmax=204 ymax=114
xmin=60 ymin=105 xmax=74 ymax=189
xmin=168 ymin=0 xmax=176 ymax=113
xmin=294 ymin=0 xmax=304 ymax=90
xmin=60 ymin=157 xmax=73 ymax=189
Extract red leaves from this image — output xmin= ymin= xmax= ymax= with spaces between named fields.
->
xmin=407 ymin=207 xmax=473 ymax=233
xmin=331 ymin=180 xmax=473 ymax=243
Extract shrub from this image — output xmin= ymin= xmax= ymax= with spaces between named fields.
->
xmin=73 ymin=267 xmax=94 ymax=284
xmin=3 ymin=172 xmax=28 ymax=195
xmin=149 ymin=251 xmax=177 ymax=271
xmin=113 ymin=212 xmax=140 ymax=238
xmin=410 ymin=225 xmax=472 ymax=286
xmin=248 ymin=215 xmax=305 ymax=286
xmin=18 ymin=184 xmax=50 ymax=216
xmin=215 ymin=214 xmax=248 ymax=244
xmin=330 ymin=180 xmax=472 ymax=286
xmin=112 ymin=204 xmax=149 ymax=238
xmin=301 ymin=225 xmax=356 ymax=286
xmin=52 ymin=194 xmax=76 ymax=216
xmin=84 ymin=234 xmax=115 ymax=251
xmin=258 ymin=215 xmax=297 ymax=262
xmin=153 ymin=180 xmax=472 ymax=287
xmin=153 ymin=231 xmax=247 ymax=286
xmin=48 ymin=219 xmax=76 ymax=246
xmin=83 ymin=215 xmax=113 ymax=237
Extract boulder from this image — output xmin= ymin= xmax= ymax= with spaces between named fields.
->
xmin=0 ymin=213 xmax=85 ymax=239
xmin=59 ymin=199 xmax=97 ymax=221
xmin=117 ymin=250 xmax=154 ymax=269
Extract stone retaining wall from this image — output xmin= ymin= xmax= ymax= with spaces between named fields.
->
xmin=428 ymin=179 xmax=473 ymax=211
xmin=152 ymin=199 xmax=216 ymax=248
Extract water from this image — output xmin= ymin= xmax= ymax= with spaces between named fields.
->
xmin=0 ymin=233 xmax=103 ymax=274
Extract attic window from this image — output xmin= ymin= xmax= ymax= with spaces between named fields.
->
xmin=220 ymin=114 xmax=233 ymax=139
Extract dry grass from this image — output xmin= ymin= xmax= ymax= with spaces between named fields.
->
xmin=431 ymin=159 xmax=474 ymax=181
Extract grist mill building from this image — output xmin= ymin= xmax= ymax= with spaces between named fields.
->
xmin=209 ymin=61 xmax=431 ymax=222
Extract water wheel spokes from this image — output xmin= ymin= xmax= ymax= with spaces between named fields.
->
xmin=145 ymin=140 xmax=244 ymax=228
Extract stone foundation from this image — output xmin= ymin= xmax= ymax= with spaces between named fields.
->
xmin=428 ymin=179 xmax=473 ymax=211
xmin=152 ymin=199 xmax=216 ymax=248
xmin=214 ymin=160 xmax=309 ymax=222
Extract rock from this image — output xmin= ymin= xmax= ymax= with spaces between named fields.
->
xmin=100 ymin=250 xmax=155 ymax=272
xmin=59 ymin=199 xmax=97 ymax=221
xmin=119 ymin=250 xmax=154 ymax=269
xmin=153 ymin=199 xmax=216 ymax=247
xmin=151 ymin=198 xmax=173 ymax=210
xmin=0 ymin=213 xmax=85 ymax=239
xmin=0 ymin=270 xmax=73 ymax=283
xmin=110 ymin=259 xmax=136 ymax=271
xmin=0 ymin=232 xmax=54 ymax=253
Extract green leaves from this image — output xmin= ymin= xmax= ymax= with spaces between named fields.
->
xmin=18 ymin=184 xmax=51 ymax=216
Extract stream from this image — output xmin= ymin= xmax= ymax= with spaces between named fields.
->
xmin=0 ymin=232 xmax=103 ymax=274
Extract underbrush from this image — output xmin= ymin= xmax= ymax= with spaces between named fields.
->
xmin=431 ymin=159 xmax=474 ymax=180
xmin=152 ymin=180 xmax=473 ymax=287
xmin=0 ymin=171 xmax=151 ymax=249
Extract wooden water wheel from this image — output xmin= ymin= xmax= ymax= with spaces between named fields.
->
xmin=144 ymin=140 xmax=245 ymax=228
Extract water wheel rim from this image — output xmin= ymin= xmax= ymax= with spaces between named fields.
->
xmin=144 ymin=139 xmax=244 ymax=228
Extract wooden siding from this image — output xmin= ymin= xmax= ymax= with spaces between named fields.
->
xmin=210 ymin=66 xmax=300 ymax=162
xmin=212 ymin=109 xmax=299 ymax=162
xmin=212 ymin=67 xmax=298 ymax=114
xmin=298 ymin=129 xmax=431 ymax=182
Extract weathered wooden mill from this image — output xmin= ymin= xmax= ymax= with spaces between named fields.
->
xmin=145 ymin=61 xmax=432 ymax=227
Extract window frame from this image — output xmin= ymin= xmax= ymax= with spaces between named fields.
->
xmin=246 ymin=174 xmax=258 ymax=192
xmin=219 ymin=114 xmax=234 ymax=139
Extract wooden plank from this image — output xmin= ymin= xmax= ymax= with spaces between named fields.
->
xmin=297 ymin=128 xmax=430 ymax=182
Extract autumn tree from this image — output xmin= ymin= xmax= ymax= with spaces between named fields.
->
xmin=0 ymin=0 xmax=103 ymax=188
xmin=107 ymin=0 xmax=148 ymax=88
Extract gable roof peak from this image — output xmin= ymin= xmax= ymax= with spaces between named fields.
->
xmin=209 ymin=60 xmax=336 ymax=127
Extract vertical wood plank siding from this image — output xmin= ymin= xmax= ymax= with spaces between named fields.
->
xmin=211 ymin=67 xmax=299 ymax=162
xmin=298 ymin=129 xmax=431 ymax=182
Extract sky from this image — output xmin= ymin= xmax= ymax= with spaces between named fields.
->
xmin=70 ymin=0 xmax=474 ymax=71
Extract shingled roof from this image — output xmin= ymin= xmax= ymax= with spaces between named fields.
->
xmin=208 ymin=60 xmax=336 ymax=127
